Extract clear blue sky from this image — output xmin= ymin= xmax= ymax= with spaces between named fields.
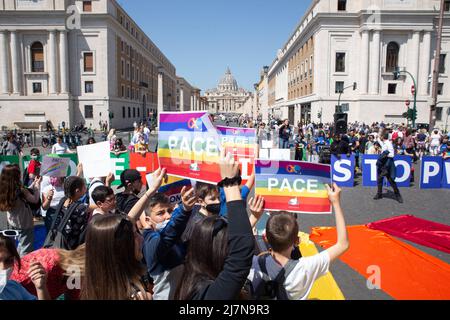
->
xmin=118 ymin=0 xmax=311 ymax=92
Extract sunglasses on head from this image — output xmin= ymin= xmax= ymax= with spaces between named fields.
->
xmin=0 ymin=230 xmax=19 ymax=238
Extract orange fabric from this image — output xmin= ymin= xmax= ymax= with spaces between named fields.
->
xmin=310 ymin=225 xmax=450 ymax=300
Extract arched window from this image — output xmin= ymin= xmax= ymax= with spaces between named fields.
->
xmin=31 ymin=42 xmax=44 ymax=72
xmin=386 ymin=42 xmax=400 ymax=72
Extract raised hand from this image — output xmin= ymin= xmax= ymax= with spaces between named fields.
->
xmin=147 ymin=168 xmax=167 ymax=195
xmin=248 ymin=195 xmax=265 ymax=221
xmin=326 ymin=183 xmax=342 ymax=205
xmin=28 ymin=261 xmax=47 ymax=290
xmin=219 ymin=148 xmax=240 ymax=180
xmin=181 ymin=186 xmax=197 ymax=212
xmin=105 ymin=172 xmax=115 ymax=186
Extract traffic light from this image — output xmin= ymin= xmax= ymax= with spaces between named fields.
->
xmin=411 ymin=85 xmax=416 ymax=96
xmin=404 ymin=109 xmax=418 ymax=121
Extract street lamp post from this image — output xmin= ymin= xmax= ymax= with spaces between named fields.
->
xmin=394 ymin=68 xmax=417 ymax=128
xmin=337 ymin=82 xmax=357 ymax=113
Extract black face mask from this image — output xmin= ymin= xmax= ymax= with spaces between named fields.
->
xmin=206 ymin=203 xmax=221 ymax=216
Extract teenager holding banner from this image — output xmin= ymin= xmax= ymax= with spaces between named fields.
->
xmin=175 ymin=151 xmax=255 ymax=300
xmin=247 ymin=183 xmax=349 ymax=300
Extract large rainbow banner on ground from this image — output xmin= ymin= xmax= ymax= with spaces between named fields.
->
xmin=158 ymin=112 xmax=256 ymax=184
xmin=255 ymin=160 xmax=332 ymax=214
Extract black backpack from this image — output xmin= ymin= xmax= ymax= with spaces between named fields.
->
xmin=43 ymin=197 xmax=84 ymax=250
xmin=244 ymin=254 xmax=299 ymax=300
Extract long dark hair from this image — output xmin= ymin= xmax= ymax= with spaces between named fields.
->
xmin=0 ymin=165 xmax=22 ymax=212
xmin=0 ymin=234 xmax=21 ymax=270
xmin=81 ymin=215 xmax=145 ymax=300
xmin=174 ymin=216 xmax=228 ymax=300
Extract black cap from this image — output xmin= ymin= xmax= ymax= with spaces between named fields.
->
xmin=118 ymin=169 xmax=142 ymax=189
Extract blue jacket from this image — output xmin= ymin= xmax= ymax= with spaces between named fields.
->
xmin=142 ymin=206 xmax=191 ymax=277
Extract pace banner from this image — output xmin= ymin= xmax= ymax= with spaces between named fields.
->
xmin=158 ymin=112 xmax=255 ymax=184
xmin=255 ymin=160 xmax=332 ymax=214
xmin=331 ymin=155 xmax=355 ymax=187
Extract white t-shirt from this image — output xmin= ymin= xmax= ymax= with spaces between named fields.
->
xmin=41 ymin=183 xmax=65 ymax=217
xmin=430 ymin=134 xmax=441 ymax=147
xmin=51 ymin=143 xmax=69 ymax=155
xmin=247 ymin=251 xmax=330 ymax=300
xmin=379 ymin=139 xmax=395 ymax=158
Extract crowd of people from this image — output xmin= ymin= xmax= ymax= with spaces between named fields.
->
xmin=0 ymin=142 xmax=349 ymax=300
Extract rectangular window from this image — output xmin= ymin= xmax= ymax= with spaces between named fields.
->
xmin=121 ymin=41 xmax=124 ymax=53
xmin=121 ymin=60 xmax=124 ymax=77
xmin=336 ymin=52 xmax=346 ymax=72
xmin=133 ymin=108 xmax=136 ymax=118
xmin=122 ymin=106 xmax=126 ymax=118
xmin=438 ymin=83 xmax=444 ymax=95
xmin=83 ymin=1 xmax=92 ymax=12
xmin=445 ymin=0 xmax=450 ymax=11
xmin=127 ymin=87 xmax=130 ymax=98
xmin=436 ymin=107 xmax=443 ymax=121
xmin=32 ymin=82 xmax=42 ymax=93
xmin=388 ymin=83 xmax=397 ymax=94
xmin=83 ymin=52 xmax=94 ymax=72
xmin=84 ymin=105 xmax=93 ymax=119
xmin=85 ymin=81 xmax=94 ymax=93
xmin=335 ymin=81 xmax=344 ymax=93
xmin=126 ymin=63 xmax=130 ymax=80
xmin=338 ymin=0 xmax=347 ymax=11
xmin=121 ymin=85 xmax=125 ymax=98
xmin=439 ymin=54 xmax=446 ymax=74
xmin=128 ymin=107 xmax=131 ymax=118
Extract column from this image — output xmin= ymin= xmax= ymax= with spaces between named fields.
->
xmin=360 ymin=30 xmax=370 ymax=94
xmin=190 ymin=95 xmax=194 ymax=111
xmin=179 ymin=86 xmax=184 ymax=111
xmin=0 ymin=31 xmax=10 ymax=94
xmin=157 ymin=69 xmax=163 ymax=114
xmin=411 ymin=31 xmax=420 ymax=88
xmin=419 ymin=31 xmax=431 ymax=96
xmin=10 ymin=31 xmax=21 ymax=95
xmin=193 ymin=95 xmax=197 ymax=111
xmin=369 ymin=30 xmax=381 ymax=95
xmin=48 ymin=30 xmax=57 ymax=94
xmin=196 ymin=95 xmax=200 ymax=110
xmin=59 ymin=30 xmax=69 ymax=94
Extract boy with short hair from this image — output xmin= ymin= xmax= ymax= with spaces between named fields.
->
xmin=140 ymin=187 xmax=196 ymax=300
xmin=247 ymin=183 xmax=349 ymax=300
xmin=91 ymin=186 xmax=116 ymax=217
xmin=26 ymin=148 xmax=41 ymax=187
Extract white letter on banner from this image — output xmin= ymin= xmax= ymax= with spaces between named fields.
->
xmin=333 ymin=160 xmax=352 ymax=182
xmin=168 ymin=136 xmax=178 ymax=151
xmin=394 ymin=160 xmax=410 ymax=183
xmin=280 ymin=179 xmax=292 ymax=193
xmin=444 ymin=162 xmax=450 ymax=184
xmin=192 ymin=137 xmax=204 ymax=155
xmin=366 ymin=265 xmax=381 ymax=290
xmin=239 ymin=158 xmax=250 ymax=180
xmin=307 ymin=180 xmax=319 ymax=193
xmin=293 ymin=179 xmax=306 ymax=193
xmin=110 ymin=157 xmax=125 ymax=176
xmin=206 ymin=138 xmax=219 ymax=157
xmin=268 ymin=178 xmax=279 ymax=191
xmin=365 ymin=159 xmax=378 ymax=182
xmin=423 ymin=162 xmax=440 ymax=184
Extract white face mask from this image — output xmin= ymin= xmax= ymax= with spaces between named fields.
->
xmin=0 ymin=268 xmax=13 ymax=293
xmin=155 ymin=219 xmax=170 ymax=232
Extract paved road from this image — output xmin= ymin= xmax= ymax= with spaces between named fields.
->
xmin=11 ymin=123 xmax=450 ymax=300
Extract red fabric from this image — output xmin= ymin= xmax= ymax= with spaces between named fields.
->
xmin=368 ymin=215 xmax=450 ymax=254
xmin=10 ymin=249 xmax=80 ymax=300
xmin=27 ymin=160 xmax=41 ymax=175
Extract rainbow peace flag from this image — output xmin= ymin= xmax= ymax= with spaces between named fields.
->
xmin=158 ymin=176 xmax=192 ymax=204
xmin=255 ymin=160 xmax=332 ymax=214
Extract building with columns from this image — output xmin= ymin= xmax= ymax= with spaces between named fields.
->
xmin=205 ymin=68 xmax=251 ymax=114
xmin=0 ymin=0 xmax=195 ymax=130
xmin=266 ymin=0 xmax=450 ymax=129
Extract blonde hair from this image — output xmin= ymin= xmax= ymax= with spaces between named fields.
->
xmin=57 ymin=244 xmax=86 ymax=277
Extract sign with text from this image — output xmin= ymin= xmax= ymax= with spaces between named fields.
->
xmin=146 ymin=174 xmax=192 ymax=205
xmin=420 ymin=156 xmax=450 ymax=189
xmin=255 ymin=160 xmax=332 ymax=214
xmin=130 ymin=152 xmax=159 ymax=185
xmin=40 ymin=156 xmax=70 ymax=177
xmin=331 ymin=155 xmax=355 ymax=187
xmin=361 ymin=155 xmax=413 ymax=188
xmin=110 ymin=152 xmax=130 ymax=186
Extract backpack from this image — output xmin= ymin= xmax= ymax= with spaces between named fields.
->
xmin=244 ymin=254 xmax=299 ymax=300
xmin=43 ymin=197 xmax=84 ymax=250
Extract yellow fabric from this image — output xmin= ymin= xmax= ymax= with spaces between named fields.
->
xmin=298 ymin=232 xmax=345 ymax=300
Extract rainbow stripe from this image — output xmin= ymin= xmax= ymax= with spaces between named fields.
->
xmin=255 ymin=160 xmax=332 ymax=214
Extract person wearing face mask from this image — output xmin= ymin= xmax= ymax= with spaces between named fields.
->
xmin=181 ymin=182 xmax=221 ymax=243
xmin=25 ymin=149 xmax=41 ymax=187
xmin=137 ymin=185 xmax=196 ymax=300
xmin=115 ymin=169 xmax=144 ymax=215
xmin=0 ymin=233 xmax=50 ymax=300
xmin=41 ymin=177 xmax=66 ymax=233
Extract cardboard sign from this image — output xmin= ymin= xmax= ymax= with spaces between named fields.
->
xmin=40 ymin=156 xmax=70 ymax=177
xmin=331 ymin=155 xmax=355 ymax=187
xmin=77 ymin=141 xmax=111 ymax=178
xmin=255 ymin=160 xmax=332 ymax=214
xmin=420 ymin=156 xmax=449 ymax=189
xmin=361 ymin=155 xmax=412 ymax=188
xmin=158 ymin=112 xmax=255 ymax=184
xmin=146 ymin=174 xmax=192 ymax=204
